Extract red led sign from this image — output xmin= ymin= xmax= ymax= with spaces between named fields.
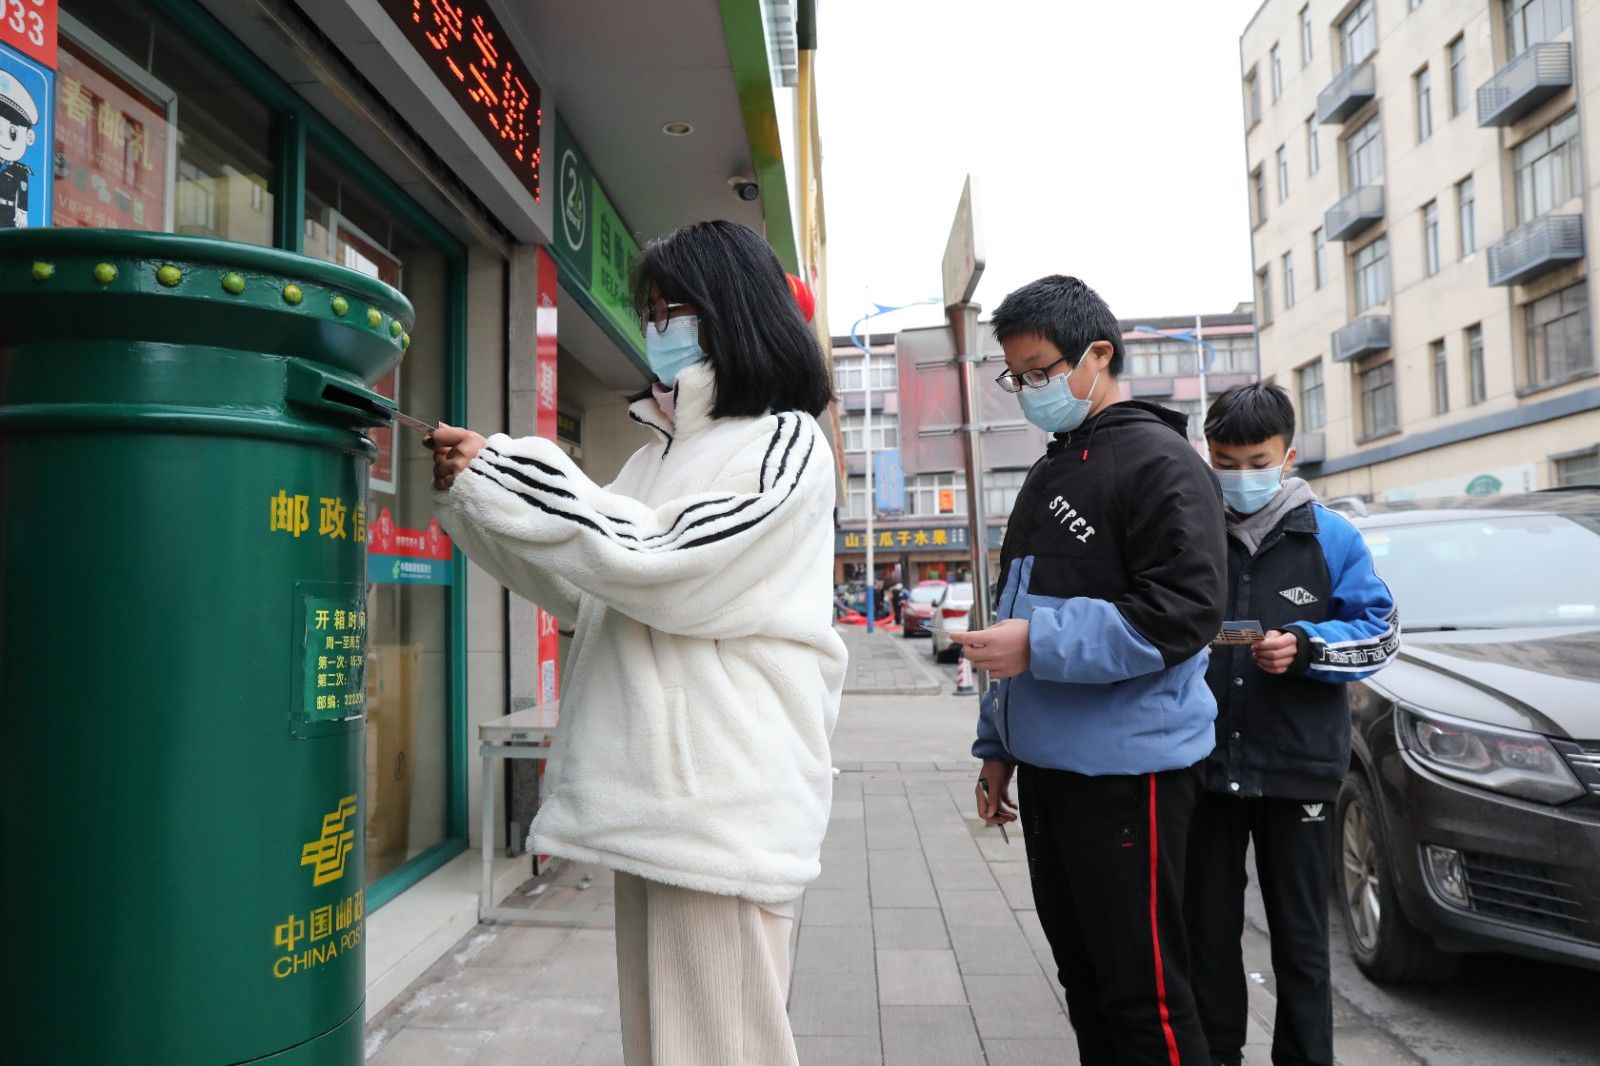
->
xmin=380 ymin=0 xmax=542 ymax=204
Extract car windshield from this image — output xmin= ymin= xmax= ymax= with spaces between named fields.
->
xmin=1366 ymin=511 xmax=1600 ymax=630
xmin=910 ymin=586 xmax=945 ymax=604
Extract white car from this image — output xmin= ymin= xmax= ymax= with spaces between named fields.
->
xmin=929 ymin=582 xmax=975 ymax=663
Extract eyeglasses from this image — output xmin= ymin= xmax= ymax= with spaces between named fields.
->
xmin=995 ymin=357 xmax=1071 ymax=394
xmin=641 ymin=298 xmax=690 ymax=334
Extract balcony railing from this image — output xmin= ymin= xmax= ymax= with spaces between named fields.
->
xmin=1316 ymin=61 xmax=1376 ymax=124
xmin=1486 ymin=214 xmax=1585 ymax=286
xmin=1325 ymin=185 xmax=1385 ymax=242
xmin=1478 ymin=43 xmax=1573 ymax=127
xmin=1332 ymin=316 xmax=1391 ymax=363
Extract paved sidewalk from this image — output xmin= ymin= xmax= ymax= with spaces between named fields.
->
xmin=364 ymin=690 xmax=1423 ymax=1065
xmin=837 ymin=624 xmax=946 ymax=696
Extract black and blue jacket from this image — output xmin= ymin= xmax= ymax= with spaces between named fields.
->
xmin=973 ymin=401 xmax=1227 ymax=776
xmin=1204 ymin=500 xmax=1399 ymax=801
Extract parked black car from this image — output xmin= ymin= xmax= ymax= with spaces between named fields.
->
xmin=1337 ymin=489 xmax=1600 ymax=981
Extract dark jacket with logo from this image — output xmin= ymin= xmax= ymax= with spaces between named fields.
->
xmin=1203 ymin=500 xmax=1399 ymax=801
xmin=974 ymin=401 xmax=1227 ymax=775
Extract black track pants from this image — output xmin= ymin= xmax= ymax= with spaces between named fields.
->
xmin=1019 ymin=762 xmax=1210 ymax=1066
xmin=1184 ymin=792 xmax=1336 ymax=1066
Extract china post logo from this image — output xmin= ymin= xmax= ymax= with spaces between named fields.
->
xmin=560 ymin=148 xmax=586 ymax=251
xmin=300 ymin=794 xmax=358 ymax=886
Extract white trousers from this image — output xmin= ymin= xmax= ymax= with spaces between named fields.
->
xmin=614 ymin=871 xmax=799 ymax=1066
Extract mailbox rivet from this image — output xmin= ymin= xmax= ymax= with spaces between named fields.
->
xmin=222 ymin=272 xmax=246 ymax=295
xmin=93 ymin=262 xmax=117 ymax=285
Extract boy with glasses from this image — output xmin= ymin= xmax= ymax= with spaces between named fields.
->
xmin=955 ymin=275 xmax=1226 ymax=1065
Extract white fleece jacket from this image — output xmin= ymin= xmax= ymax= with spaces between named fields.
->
xmin=433 ymin=361 xmax=846 ymax=904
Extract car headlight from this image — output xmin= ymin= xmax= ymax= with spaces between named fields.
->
xmin=1395 ymin=705 xmax=1585 ymax=804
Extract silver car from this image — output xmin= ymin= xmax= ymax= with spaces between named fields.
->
xmin=930 ymin=582 xmax=975 ymax=663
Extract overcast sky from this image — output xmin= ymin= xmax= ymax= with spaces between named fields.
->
xmin=815 ymin=0 xmax=1267 ymax=339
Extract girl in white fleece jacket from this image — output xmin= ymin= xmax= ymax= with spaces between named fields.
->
xmin=426 ymin=222 xmax=844 ymax=1066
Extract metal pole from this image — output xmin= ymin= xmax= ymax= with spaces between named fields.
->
xmin=863 ymin=322 xmax=875 ymax=631
xmin=1195 ymin=313 xmax=1208 ymax=439
xmin=952 ymin=302 xmax=992 ymax=638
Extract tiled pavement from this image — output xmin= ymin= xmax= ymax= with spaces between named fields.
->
xmin=365 ymin=637 xmax=1421 ymax=1065
xmin=836 ymin=623 xmax=946 ymax=696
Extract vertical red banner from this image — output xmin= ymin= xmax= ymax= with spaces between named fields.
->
xmin=534 ymin=247 xmax=561 ymax=707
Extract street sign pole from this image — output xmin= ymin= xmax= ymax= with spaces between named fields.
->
xmin=863 ymin=318 xmax=875 ymax=631
xmin=942 ymin=176 xmax=991 ymax=642
xmin=952 ymin=301 xmax=991 ymax=634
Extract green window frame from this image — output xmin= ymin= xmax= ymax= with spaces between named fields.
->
xmin=146 ymin=0 xmax=473 ymax=908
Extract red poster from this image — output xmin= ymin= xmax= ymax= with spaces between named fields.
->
xmin=535 ymin=247 xmax=560 ymax=706
xmin=53 ymin=36 xmax=169 ymax=230
xmin=2 ymin=0 xmax=56 ymax=68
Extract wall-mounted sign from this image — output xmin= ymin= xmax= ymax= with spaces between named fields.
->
xmin=0 ymin=40 xmax=52 ymax=228
xmin=53 ymin=33 xmax=173 ymax=232
xmin=367 ymin=509 xmax=453 ymax=585
xmin=551 ymin=115 xmax=644 ymax=361
xmin=378 ymin=0 xmax=541 ymax=204
xmin=837 ymin=524 xmax=1004 ymax=553
xmin=1 ymin=0 xmax=55 ymax=69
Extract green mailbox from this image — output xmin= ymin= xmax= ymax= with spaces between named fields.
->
xmin=0 ymin=230 xmax=413 ymax=1064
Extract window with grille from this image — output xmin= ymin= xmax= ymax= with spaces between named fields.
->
xmin=1298 ymin=359 xmax=1327 ymax=430
xmin=1524 ymin=282 xmax=1591 ymax=389
xmin=1457 ymin=177 xmax=1477 ymax=256
xmin=1431 ymin=339 xmax=1449 ymax=414
xmin=1423 ymin=201 xmax=1441 ymax=276
xmin=1514 ymin=111 xmax=1581 ymax=225
xmin=1415 ymin=67 xmax=1433 ymax=142
xmin=1448 ymin=36 xmax=1468 ymax=117
xmin=1359 ymin=358 xmax=1398 ymax=437
xmin=1553 ymin=448 xmax=1600 ymax=487
xmin=1340 ymin=0 xmax=1377 ymax=68
xmin=1345 ymin=114 xmax=1384 ymax=187
xmin=1466 ymin=323 xmax=1486 ymax=404
xmin=1353 ymin=236 xmax=1391 ymax=312
xmin=1506 ymin=0 xmax=1573 ymax=58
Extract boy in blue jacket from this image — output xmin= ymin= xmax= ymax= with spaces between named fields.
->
xmin=1187 ymin=384 xmax=1398 ymax=1066
xmin=956 ymin=276 xmax=1226 ymax=1065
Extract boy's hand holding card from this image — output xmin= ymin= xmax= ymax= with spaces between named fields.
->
xmin=1213 ymin=620 xmax=1265 ymax=646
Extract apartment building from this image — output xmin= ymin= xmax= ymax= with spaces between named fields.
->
xmin=1240 ymin=0 xmax=1600 ymax=499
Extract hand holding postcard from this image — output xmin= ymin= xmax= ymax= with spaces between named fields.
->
xmin=1214 ymin=620 xmax=1265 ymax=646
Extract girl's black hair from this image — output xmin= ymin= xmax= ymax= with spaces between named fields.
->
xmin=1204 ymin=382 xmax=1297 ymax=445
xmin=632 ymin=220 xmax=834 ymax=418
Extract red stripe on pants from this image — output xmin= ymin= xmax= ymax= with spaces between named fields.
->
xmin=1148 ymin=772 xmax=1182 ymax=1066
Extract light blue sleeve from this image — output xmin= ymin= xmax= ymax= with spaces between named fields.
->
xmin=1028 ymin=597 xmax=1167 ymax=685
xmin=972 ymin=683 xmax=1012 ymax=763
xmin=1284 ymin=509 xmax=1400 ymax=683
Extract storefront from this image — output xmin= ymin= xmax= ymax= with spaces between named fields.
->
xmin=9 ymin=0 xmax=823 ymax=1014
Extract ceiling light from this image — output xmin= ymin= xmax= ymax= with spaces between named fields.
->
xmin=662 ymin=121 xmax=694 ymax=137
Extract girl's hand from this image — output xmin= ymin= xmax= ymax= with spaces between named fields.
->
xmin=423 ymin=424 xmax=487 ymax=491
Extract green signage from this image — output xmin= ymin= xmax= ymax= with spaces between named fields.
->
xmin=552 ymin=117 xmax=645 ymax=361
xmin=1465 ymin=475 xmax=1503 ymax=496
xmin=302 ymin=595 xmax=368 ymax=723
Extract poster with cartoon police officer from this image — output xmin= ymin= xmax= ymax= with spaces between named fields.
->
xmin=0 ymin=40 xmax=53 ymax=229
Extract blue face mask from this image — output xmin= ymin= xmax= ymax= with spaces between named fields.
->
xmin=645 ymin=315 xmax=706 ymax=387
xmin=1017 ymin=350 xmax=1098 ymax=434
xmin=1215 ymin=459 xmax=1289 ymax=515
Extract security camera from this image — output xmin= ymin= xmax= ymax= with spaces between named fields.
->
xmin=728 ymin=176 xmax=760 ymax=202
